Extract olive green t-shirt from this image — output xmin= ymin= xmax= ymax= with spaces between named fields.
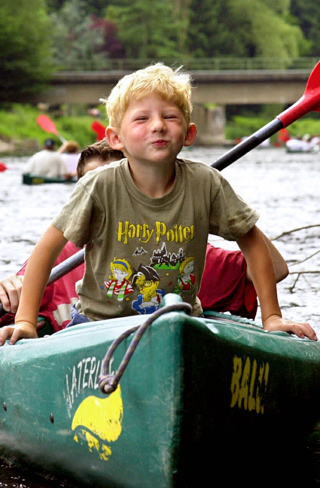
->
xmin=52 ymin=158 xmax=259 ymax=321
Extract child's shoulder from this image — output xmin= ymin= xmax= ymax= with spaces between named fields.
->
xmin=177 ymin=157 xmax=222 ymax=180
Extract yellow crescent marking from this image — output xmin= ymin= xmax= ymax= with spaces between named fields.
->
xmin=71 ymin=385 xmax=123 ymax=460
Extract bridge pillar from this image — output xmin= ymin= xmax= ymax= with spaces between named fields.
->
xmin=192 ymin=105 xmax=226 ymax=146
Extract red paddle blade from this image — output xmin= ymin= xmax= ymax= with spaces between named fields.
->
xmin=278 ymin=60 xmax=320 ymax=127
xmin=91 ymin=121 xmax=106 ymax=141
xmin=36 ymin=115 xmax=59 ymax=136
xmin=0 ymin=162 xmax=7 ymax=172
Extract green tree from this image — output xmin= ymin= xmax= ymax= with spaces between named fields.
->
xmin=46 ymin=0 xmax=65 ymax=11
xmin=47 ymin=0 xmax=115 ymax=16
xmin=50 ymin=0 xmax=114 ymax=69
xmin=106 ymin=0 xmax=185 ymax=58
xmin=188 ymin=0 xmax=306 ymax=62
xmin=187 ymin=0 xmax=235 ymax=57
xmin=0 ymin=0 xmax=53 ymax=103
xmin=173 ymin=0 xmax=192 ymax=53
xmin=291 ymin=0 xmax=320 ymax=56
xmin=228 ymin=0 xmax=305 ymax=60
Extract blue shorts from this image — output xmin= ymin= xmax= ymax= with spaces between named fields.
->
xmin=66 ymin=305 xmax=90 ymax=327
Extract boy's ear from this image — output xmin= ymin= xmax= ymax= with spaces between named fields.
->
xmin=106 ymin=127 xmax=124 ymax=150
xmin=184 ymin=123 xmax=197 ymax=147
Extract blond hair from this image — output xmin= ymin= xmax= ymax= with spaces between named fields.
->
xmin=105 ymin=63 xmax=193 ymax=128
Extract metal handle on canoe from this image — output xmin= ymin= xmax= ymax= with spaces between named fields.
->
xmin=99 ymin=302 xmax=192 ymax=395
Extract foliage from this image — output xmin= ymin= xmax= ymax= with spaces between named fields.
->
xmin=105 ymin=0 xmax=185 ymax=58
xmin=286 ymin=117 xmax=320 ymax=139
xmin=0 ymin=0 xmax=53 ymax=102
xmin=225 ymin=116 xmax=271 ymax=140
xmin=57 ymin=115 xmax=99 ymax=147
xmin=0 ymin=104 xmax=97 ymax=148
xmin=44 ymin=0 xmax=320 ymax=63
xmin=188 ymin=0 xmax=305 ymax=62
xmin=49 ymin=0 xmax=122 ymax=69
xmin=47 ymin=0 xmax=112 ymax=15
xmin=291 ymin=0 xmax=320 ymax=56
xmin=2 ymin=0 xmax=320 ymax=119
xmin=90 ymin=15 xmax=125 ymax=59
xmin=225 ymin=113 xmax=320 ymax=141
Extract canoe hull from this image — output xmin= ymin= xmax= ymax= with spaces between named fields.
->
xmin=22 ymin=173 xmax=76 ymax=185
xmin=1 ymin=297 xmax=320 ymax=486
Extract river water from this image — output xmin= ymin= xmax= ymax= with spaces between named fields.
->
xmin=0 ymin=146 xmax=319 ymax=486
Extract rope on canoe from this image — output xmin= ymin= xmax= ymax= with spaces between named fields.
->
xmin=99 ymin=302 xmax=192 ymax=395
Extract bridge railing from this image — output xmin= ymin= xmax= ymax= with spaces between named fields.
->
xmin=59 ymin=57 xmax=320 ymax=72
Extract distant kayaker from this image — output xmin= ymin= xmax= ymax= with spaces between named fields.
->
xmin=24 ymin=138 xmax=71 ymax=179
xmin=0 ymin=63 xmax=316 ymax=344
xmin=57 ymin=140 xmax=80 ymax=178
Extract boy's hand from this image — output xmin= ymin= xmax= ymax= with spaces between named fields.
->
xmin=0 ymin=275 xmax=23 ymax=313
xmin=263 ymin=314 xmax=317 ymax=341
xmin=0 ymin=321 xmax=37 ymax=346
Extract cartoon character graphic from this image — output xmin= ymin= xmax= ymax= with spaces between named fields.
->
xmin=174 ymin=256 xmax=196 ymax=293
xmin=104 ymin=258 xmax=134 ymax=301
xmin=132 ymin=265 xmax=165 ymax=314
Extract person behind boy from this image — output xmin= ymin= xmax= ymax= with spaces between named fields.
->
xmin=0 ymin=140 xmax=287 ymax=330
xmin=76 ymin=140 xmax=123 ymax=179
xmin=0 ymin=63 xmax=316 ymax=345
xmin=0 ymin=141 xmax=124 ymax=332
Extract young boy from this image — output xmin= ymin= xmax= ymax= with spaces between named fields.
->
xmin=0 ymin=63 xmax=316 ymax=344
xmin=76 ymin=140 xmax=124 ymax=180
xmin=0 ymin=141 xmax=287 ymax=328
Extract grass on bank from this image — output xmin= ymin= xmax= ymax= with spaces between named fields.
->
xmin=226 ymin=114 xmax=320 ymax=142
xmin=0 ymin=104 xmax=106 ymax=151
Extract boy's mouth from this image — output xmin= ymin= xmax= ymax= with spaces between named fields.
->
xmin=152 ymin=139 xmax=168 ymax=147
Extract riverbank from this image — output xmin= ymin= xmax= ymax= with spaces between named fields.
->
xmin=0 ymin=104 xmax=99 ymax=156
xmin=1 ymin=103 xmax=319 ymax=156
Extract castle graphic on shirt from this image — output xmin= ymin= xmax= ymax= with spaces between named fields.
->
xmin=104 ymin=237 xmax=196 ymax=314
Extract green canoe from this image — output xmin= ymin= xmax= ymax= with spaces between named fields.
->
xmin=22 ymin=173 xmax=76 ymax=185
xmin=0 ymin=293 xmax=320 ymax=487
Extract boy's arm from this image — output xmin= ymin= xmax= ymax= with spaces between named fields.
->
xmin=0 ymin=225 xmax=68 ymax=345
xmin=237 ymin=225 xmax=317 ymax=341
xmin=246 ymin=232 xmax=288 ymax=284
xmin=263 ymin=235 xmax=289 ymax=283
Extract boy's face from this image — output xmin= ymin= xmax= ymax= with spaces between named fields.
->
xmin=84 ymin=159 xmax=107 ymax=175
xmin=83 ymin=156 xmax=118 ymax=176
xmin=107 ymin=94 xmax=196 ymax=168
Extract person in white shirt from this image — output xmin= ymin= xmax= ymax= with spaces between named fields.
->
xmin=24 ymin=138 xmax=70 ymax=178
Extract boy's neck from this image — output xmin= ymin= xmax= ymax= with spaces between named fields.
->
xmin=128 ymin=159 xmax=176 ymax=198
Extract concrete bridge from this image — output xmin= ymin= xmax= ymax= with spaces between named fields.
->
xmin=33 ymin=69 xmax=312 ymax=145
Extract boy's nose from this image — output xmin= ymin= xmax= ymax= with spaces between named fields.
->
xmin=151 ymin=116 xmax=166 ymax=132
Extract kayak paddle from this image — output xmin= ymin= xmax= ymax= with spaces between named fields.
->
xmin=0 ymin=249 xmax=85 ymax=317
xmin=37 ymin=115 xmax=67 ymax=144
xmin=91 ymin=121 xmax=106 ymax=141
xmin=212 ymin=60 xmax=320 ymax=170
xmin=47 ymin=248 xmax=85 ymax=284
